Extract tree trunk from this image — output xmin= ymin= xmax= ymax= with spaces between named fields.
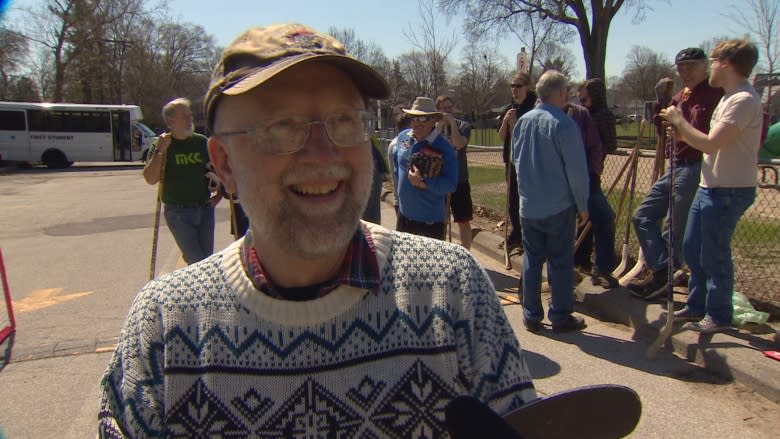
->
xmin=581 ymin=9 xmax=610 ymax=80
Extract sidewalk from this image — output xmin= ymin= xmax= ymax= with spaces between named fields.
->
xmin=383 ymin=197 xmax=780 ymax=404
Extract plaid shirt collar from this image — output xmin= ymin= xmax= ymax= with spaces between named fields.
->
xmin=240 ymin=223 xmax=380 ymax=300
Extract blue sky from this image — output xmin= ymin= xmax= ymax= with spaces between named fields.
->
xmin=8 ymin=0 xmax=747 ymax=80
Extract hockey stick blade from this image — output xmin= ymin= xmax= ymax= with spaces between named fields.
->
xmin=647 ymin=296 xmax=675 ymax=358
xmin=619 ymin=250 xmax=646 ymax=287
xmin=503 ymin=384 xmax=642 ymax=439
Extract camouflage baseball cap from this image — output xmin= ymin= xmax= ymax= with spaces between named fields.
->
xmin=205 ymin=23 xmax=390 ymax=132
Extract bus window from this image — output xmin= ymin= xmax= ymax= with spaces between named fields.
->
xmin=83 ymin=112 xmax=111 ymax=132
xmin=27 ymin=110 xmax=46 ymax=131
xmin=27 ymin=110 xmax=112 ymax=133
xmin=0 ymin=111 xmax=25 ymax=130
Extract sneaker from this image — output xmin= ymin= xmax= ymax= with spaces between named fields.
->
xmin=682 ymin=316 xmax=731 ymax=334
xmin=673 ymin=307 xmax=704 ymax=323
xmin=524 ymin=318 xmax=542 ymax=333
xmin=590 ymin=271 xmax=619 ymax=289
xmin=552 ymin=315 xmax=586 ymax=333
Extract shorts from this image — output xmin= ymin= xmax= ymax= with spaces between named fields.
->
xmin=450 ymin=181 xmax=473 ymax=223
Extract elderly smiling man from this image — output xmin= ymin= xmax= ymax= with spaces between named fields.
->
xmin=98 ymin=23 xmax=536 ymax=437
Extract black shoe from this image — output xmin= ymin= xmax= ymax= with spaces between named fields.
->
xmin=499 ymin=240 xmax=523 ymax=253
xmin=590 ymin=271 xmax=619 ymax=289
xmin=575 ymin=262 xmax=593 ymax=274
xmin=673 ymin=269 xmax=689 ymax=287
xmin=629 ymin=268 xmax=668 ymax=299
xmin=524 ymin=318 xmax=542 ymax=333
xmin=628 ymin=267 xmax=654 ymax=288
xmin=552 ymin=315 xmax=586 ymax=333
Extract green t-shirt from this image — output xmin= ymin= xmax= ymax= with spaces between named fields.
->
xmin=159 ymin=133 xmax=210 ymax=205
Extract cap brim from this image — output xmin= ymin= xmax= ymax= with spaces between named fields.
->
xmin=402 ymin=109 xmax=442 ymax=117
xmin=223 ymin=53 xmax=390 ymax=100
xmin=675 ymin=58 xmax=707 ymax=64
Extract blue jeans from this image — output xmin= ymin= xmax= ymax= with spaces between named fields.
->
xmin=164 ymin=203 xmax=215 ymax=265
xmin=575 ymin=183 xmax=616 ymax=273
xmin=521 ymin=206 xmax=576 ymax=325
xmin=684 ymin=187 xmax=755 ymax=325
xmin=633 ymin=161 xmax=701 ymax=272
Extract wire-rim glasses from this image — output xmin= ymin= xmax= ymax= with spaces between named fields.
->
xmin=214 ymin=109 xmax=375 ymax=155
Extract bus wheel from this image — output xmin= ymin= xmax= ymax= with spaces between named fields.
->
xmin=42 ymin=149 xmax=71 ymax=169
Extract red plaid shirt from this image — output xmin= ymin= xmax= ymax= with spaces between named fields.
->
xmin=240 ymin=223 xmax=380 ymax=301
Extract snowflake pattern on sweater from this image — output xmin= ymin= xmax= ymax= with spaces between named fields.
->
xmin=98 ymin=223 xmax=536 ymax=438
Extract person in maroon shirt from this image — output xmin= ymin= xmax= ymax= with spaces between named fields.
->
xmin=630 ymin=48 xmax=724 ymax=300
xmin=565 ymin=102 xmax=618 ymax=288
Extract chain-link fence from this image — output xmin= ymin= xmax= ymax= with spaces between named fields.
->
xmin=379 ymin=131 xmax=780 ymax=312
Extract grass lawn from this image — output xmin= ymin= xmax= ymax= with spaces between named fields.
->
xmin=470 ymin=128 xmax=503 ymax=146
xmin=469 ymin=163 xmax=504 ymax=185
xmin=471 ymin=120 xmax=657 ymax=148
xmin=468 ymin=164 xmax=505 ymax=213
xmin=734 ymin=218 xmax=780 ymax=260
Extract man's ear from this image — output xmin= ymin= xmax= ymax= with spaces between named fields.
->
xmin=207 ymin=136 xmax=237 ymax=194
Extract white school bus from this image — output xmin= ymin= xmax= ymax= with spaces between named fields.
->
xmin=0 ymin=101 xmax=157 ymax=168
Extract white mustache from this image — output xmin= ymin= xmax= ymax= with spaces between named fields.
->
xmin=281 ymin=165 xmax=352 ymax=185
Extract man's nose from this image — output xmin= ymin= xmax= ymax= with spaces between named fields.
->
xmin=303 ymin=122 xmax=339 ymax=155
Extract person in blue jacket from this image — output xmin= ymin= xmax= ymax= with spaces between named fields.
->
xmin=389 ymin=97 xmax=458 ymax=240
xmin=513 ymin=70 xmax=590 ymax=334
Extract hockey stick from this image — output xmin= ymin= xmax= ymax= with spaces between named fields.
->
xmin=619 ymin=126 xmax=668 ymax=286
xmin=446 ymin=193 xmax=452 ymax=242
xmin=149 ymin=147 xmax=168 ymax=281
xmin=574 ymin=144 xmax=641 ymax=253
xmin=446 ymin=384 xmax=642 ymax=439
xmin=612 ymin=120 xmax=646 ymax=278
xmin=647 ymin=129 xmax=676 ymax=359
xmin=504 ymin=162 xmax=512 ymax=270
xmin=0 ymin=248 xmax=16 ymax=344
xmin=608 ymin=147 xmax=639 ymax=268
xmin=620 ymin=81 xmax=675 ymax=286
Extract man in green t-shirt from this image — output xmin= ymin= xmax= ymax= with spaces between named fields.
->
xmin=143 ymin=98 xmax=220 ymax=264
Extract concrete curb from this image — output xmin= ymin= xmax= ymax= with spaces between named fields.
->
xmin=444 ymin=208 xmax=780 ymax=404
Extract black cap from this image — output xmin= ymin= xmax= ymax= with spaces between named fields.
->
xmin=675 ymin=48 xmax=707 ymax=64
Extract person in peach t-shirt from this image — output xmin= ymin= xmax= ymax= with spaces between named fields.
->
xmin=661 ymin=39 xmax=763 ymax=334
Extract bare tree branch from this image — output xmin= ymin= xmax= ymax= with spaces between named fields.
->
xmin=725 ymin=0 xmax=780 ymax=113
xmin=438 ymin=0 xmax=655 ymax=80
xmin=403 ymin=0 xmax=458 ymax=97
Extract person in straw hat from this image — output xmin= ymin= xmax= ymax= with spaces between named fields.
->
xmin=388 ymin=96 xmax=458 ymax=240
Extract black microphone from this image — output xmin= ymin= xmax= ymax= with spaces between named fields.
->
xmin=445 ymin=396 xmax=523 ymax=439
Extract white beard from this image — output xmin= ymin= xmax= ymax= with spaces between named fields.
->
xmin=239 ymin=163 xmax=372 ymax=260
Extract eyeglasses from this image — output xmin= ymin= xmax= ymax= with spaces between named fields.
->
xmin=510 ymin=83 xmax=528 ymax=89
xmin=213 ymin=109 xmax=374 ymax=155
xmin=411 ymin=116 xmax=435 ymax=123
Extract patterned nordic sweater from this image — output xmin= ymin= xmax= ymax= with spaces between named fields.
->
xmin=99 ymin=222 xmax=536 ymax=438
